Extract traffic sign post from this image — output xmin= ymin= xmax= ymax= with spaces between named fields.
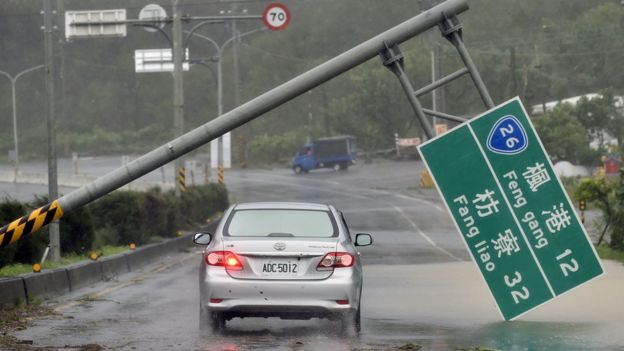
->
xmin=418 ymin=97 xmax=604 ymax=320
xmin=262 ymin=3 xmax=290 ymax=31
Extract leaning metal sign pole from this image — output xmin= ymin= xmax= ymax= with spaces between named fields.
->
xmin=381 ymin=14 xmax=494 ymax=139
xmin=0 ymin=0 xmax=469 ymax=246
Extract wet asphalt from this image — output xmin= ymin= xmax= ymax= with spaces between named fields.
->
xmin=4 ymin=159 xmax=624 ymax=350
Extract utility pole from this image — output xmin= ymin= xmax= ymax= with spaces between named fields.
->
xmin=232 ymin=19 xmax=241 ymax=108
xmin=172 ymin=0 xmax=184 ymax=197
xmin=43 ymin=0 xmax=60 ymax=261
xmin=56 ymin=0 xmax=67 ymax=156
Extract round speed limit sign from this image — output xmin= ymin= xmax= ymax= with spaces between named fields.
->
xmin=262 ymin=3 xmax=290 ymax=31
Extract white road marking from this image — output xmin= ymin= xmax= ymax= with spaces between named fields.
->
xmin=393 ymin=205 xmax=462 ymax=261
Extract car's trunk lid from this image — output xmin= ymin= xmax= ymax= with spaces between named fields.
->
xmin=222 ymin=237 xmax=337 ymax=280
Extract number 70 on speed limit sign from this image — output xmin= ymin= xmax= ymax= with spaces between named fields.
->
xmin=263 ymin=3 xmax=291 ymax=31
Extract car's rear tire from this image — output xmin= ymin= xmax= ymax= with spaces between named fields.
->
xmin=340 ymin=304 xmax=361 ymax=335
xmin=339 ymin=162 xmax=349 ymax=170
xmin=354 ymin=304 xmax=361 ymax=333
xmin=210 ymin=312 xmax=226 ymax=332
xmin=199 ymin=305 xmax=210 ymax=332
xmin=333 ymin=163 xmax=341 ymax=171
xmin=200 ymin=305 xmax=225 ymax=333
xmin=293 ymin=165 xmax=303 ymax=174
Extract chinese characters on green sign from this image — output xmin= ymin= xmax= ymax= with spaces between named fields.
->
xmin=418 ymin=97 xmax=604 ymax=320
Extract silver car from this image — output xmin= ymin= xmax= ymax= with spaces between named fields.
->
xmin=193 ymin=202 xmax=373 ymax=333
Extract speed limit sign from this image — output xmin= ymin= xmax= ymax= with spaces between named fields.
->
xmin=262 ymin=3 xmax=290 ymax=31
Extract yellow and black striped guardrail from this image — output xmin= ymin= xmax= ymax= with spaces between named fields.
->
xmin=178 ymin=167 xmax=186 ymax=192
xmin=0 ymin=200 xmax=63 ymax=248
xmin=217 ymin=165 xmax=224 ymax=185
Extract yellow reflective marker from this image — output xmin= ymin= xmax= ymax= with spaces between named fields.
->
xmin=32 ymin=263 xmax=41 ymax=273
xmin=129 ymin=243 xmax=136 ymax=250
xmin=89 ymin=252 xmax=98 ymax=261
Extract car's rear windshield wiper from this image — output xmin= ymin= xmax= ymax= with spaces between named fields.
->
xmin=267 ymin=232 xmax=294 ymax=237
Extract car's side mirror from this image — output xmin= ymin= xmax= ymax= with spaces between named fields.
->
xmin=355 ymin=233 xmax=373 ymax=247
xmin=193 ymin=232 xmax=212 ymax=245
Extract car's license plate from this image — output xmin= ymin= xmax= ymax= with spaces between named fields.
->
xmin=261 ymin=261 xmax=298 ymax=274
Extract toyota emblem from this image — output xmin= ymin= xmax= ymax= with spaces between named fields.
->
xmin=273 ymin=242 xmax=286 ymax=251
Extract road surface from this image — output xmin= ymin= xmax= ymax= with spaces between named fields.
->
xmin=2 ymin=159 xmax=623 ymax=350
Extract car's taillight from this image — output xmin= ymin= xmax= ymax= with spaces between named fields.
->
xmin=205 ymin=251 xmax=243 ymax=270
xmin=317 ymin=252 xmax=355 ymax=270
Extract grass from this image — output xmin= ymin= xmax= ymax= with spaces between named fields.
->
xmin=596 ymin=244 xmax=624 ymax=263
xmin=0 ymin=245 xmax=129 ymax=277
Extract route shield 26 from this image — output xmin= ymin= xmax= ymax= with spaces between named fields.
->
xmin=418 ymin=97 xmax=604 ymax=320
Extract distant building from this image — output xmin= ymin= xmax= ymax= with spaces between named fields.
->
xmin=531 ymin=93 xmax=620 ymax=149
xmin=530 ymin=93 xmax=601 ymax=116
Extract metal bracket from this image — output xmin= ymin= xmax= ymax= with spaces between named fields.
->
xmin=380 ymin=42 xmax=435 ymax=139
xmin=437 ymin=13 xmax=494 ymax=109
xmin=380 ymin=42 xmax=404 ymax=71
xmin=438 ymin=13 xmax=463 ymax=42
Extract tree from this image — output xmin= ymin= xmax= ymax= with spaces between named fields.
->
xmin=575 ymin=177 xmax=615 ymax=246
xmin=532 ymin=103 xmax=590 ymax=163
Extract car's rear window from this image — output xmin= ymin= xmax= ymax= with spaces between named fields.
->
xmin=225 ymin=209 xmax=337 ymax=237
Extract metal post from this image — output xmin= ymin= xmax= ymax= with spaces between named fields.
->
xmin=217 ymin=47 xmax=223 ymax=178
xmin=439 ymin=14 xmax=494 ymax=109
xmin=381 ymin=43 xmax=435 ymax=139
xmin=0 ymin=0 xmax=470 ymax=248
xmin=44 ymin=0 xmax=60 ymax=261
xmin=431 ymin=49 xmax=437 ymax=128
xmin=232 ymin=20 xmax=240 ymax=107
xmin=172 ymin=0 xmax=184 ymax=196
xmin=10 ymin=83 xmax=18 ymax=181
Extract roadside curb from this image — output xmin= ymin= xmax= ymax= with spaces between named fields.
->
xmin=0 ymin=233 xmax=195 ymax=307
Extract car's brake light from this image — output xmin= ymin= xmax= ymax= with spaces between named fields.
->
xmin=317 ymin=252 xmax=355 ymax=270
xmin=205 ymin=251 xmax=243 ymax=270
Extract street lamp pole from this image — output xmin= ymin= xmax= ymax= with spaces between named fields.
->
xmin=187 ymin=27 xmax=266 ymax=176
xmin=0 ymin=65 xmax=44 ymax=181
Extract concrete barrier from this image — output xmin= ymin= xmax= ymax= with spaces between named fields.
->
xmin=100 ymin=253 xmax=130 ymax=279
xmin=23 ymin=268 xmax=70 ymax=302
xmin=0 ymin=232 xmax=200 ymax=304
xmin=0 ymin=277 xmax=27 ymax=307
xmin=65 ymin=261 xmax=103 ymax=291
xmin=125 ymin=247 xmax=152 ymax=271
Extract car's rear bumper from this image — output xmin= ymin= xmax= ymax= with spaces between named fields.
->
xmin=200 ymin=266 xmax=361 ymax=319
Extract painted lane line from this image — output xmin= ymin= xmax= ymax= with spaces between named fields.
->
xmin=393 ymin=205 xmax=462 ymax=261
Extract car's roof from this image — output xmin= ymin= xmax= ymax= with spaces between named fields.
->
xmin=234 ymin=202 xmax=331 ymax=211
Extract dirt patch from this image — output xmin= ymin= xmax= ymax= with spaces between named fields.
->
xmin=0 ymin=305 xmax=105 ymax=350
xmin=0 ymin=305 xmax=54 ymax=350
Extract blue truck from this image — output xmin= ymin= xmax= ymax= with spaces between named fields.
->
xmin=291 ymin=136 xmax=357 ymax=174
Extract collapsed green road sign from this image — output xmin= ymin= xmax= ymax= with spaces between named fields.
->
xmin=418 ymin=97 xmax=604 ymax=320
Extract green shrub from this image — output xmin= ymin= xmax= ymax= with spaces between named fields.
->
xmin=93 ymin=226 xmax=119 ymax=248
xmin=0 ymin=182 xmax=229 ymax=270
xmin=88 ymin=191 xmax=148 ymax=245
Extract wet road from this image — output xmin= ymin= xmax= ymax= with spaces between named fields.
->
xmin=7 ymin=160 xmax=624 ymax=350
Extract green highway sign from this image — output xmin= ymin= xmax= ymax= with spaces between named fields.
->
xmin=418 ymin=97 xmax=604 ymax=320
